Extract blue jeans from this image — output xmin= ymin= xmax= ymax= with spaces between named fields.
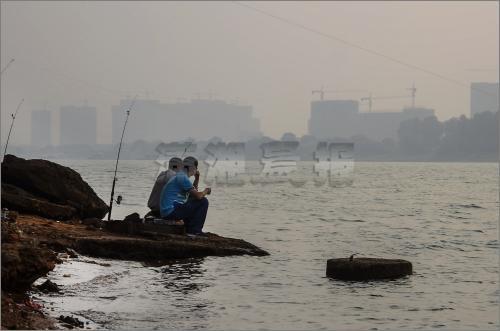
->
xmin=165 ymin=198 xmax=209 ymax=234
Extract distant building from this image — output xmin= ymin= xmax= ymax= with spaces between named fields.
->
xmin=358 ymin=112 xmax=403 ymax=141
xmin=308 ymin=100 xmax=359 ymax=139
xmin=401 ymin=107 xmax=435 ymax=120
xmin=60 ymin=105 xmax=97 ymax=145
xmin=470 ymin=82 xmax=499 ymax=117
xmin=31 ymin=110 xmax=51 ymax=147
xmin=308 ymin=100 xmax=435 ymax=140
xmin=112 ymin=98 xmax=261 ymax=143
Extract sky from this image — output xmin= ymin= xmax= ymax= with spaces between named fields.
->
xmin=1 ymin=1 xmax=498 ymax=145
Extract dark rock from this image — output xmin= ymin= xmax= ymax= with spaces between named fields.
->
xmin=1 ymin=240 xmax=57 ymax=291
xmin=105 ymin=219 xmax=185 ymax=236
xmin=11 ymin=214 xmax=269 ymax=280
xmin=75 ymin=232 xmax=269 ymax=261
xmin=326 ymin=257 xmax=412 ymax=280
xmin=36 ymin=280 xmax=60 ymax=293
xmin=123 ymin=212 xmax=141 ymax=223
xmin=2 ymin=183 xmax=76 ymax=220
xmin=66 ymin=248 xmax=79 ymax=258
xmin=1 ymin=220 xmax=20 ymax=243
xmin=81 ymin=217 xmax=103 ymax=228
xmin=1 ymin=209 xmax=18 ymax=222
xmin=1 ymin=155 xmax=108 ymax=220
xmin=58 ymin=315 xmax=84 ymax=328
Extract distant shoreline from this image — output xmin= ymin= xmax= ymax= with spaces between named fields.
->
xmin=22 ymin=158 xmax=500 ymax=163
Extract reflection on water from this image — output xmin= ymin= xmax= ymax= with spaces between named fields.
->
xmin=34 ymin=161 xmax=499 ymax=330
xmin=160 ymin=258 xmax=209 ymax=294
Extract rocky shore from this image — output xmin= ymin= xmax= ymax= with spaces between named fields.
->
xmin=1 ymin=155 xmax=268 ymax=329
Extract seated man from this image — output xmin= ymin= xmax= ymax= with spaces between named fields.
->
xmin=146 ymin=157 xmax=183 ymax=218
xmin=160 ymin=156 xmax=211 ymax=236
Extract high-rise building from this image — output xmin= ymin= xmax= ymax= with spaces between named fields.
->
xmin=470 ymin=82 xmax=499 ymax=118
xmin=111 ymin=98 xmax=261 ymax=143
xmin=31 ymin=110 xmax=51 ymax=147
xmin=60 ymin=105 xmax=97 ymax=145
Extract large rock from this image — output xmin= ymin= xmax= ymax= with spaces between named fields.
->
xmin=1 ymin=222 xmax=57 ymax=291
xmin=1 ymin=155 xmax=108 ymax=220
xmin=326 ymin=257 xmax=412 ymax=280
xmin=1 ymin=184 xmax=76 ymax=220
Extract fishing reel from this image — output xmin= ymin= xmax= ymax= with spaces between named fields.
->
xmin=115 ymin=195 xmax=123 ymax=205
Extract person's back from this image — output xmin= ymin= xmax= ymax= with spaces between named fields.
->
xmin=147 ymin=157 xmax=183 ymax=216
xmin=147 ymin=169 xmax=176 ymax=212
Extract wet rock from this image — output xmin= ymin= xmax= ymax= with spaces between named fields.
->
xmin=66 ymin=248 xmax=79 ymax=258
xmin=326 ymin=257 xmax=412 ymax=280
xmin=1 ymin=293 xmax=56 ymax=329
xmin=1 ymin=213 xmax=57 ymax=292
xmin=75 ymin=232 xmax=269 ymax=261
xmin=36 ymin=280 xmax=60 ymax=293
xmin=1 ymin=155 xmax=108 ymax=220
xmin=58 ymin=315 xmax=84 ymax=328
xmin=1 ymin=240 xmax=57 ymax=291
xmin=10 ymin=213 xmax=269 ymax=279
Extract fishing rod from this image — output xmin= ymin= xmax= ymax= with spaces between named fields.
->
xmin=181 ymin=140 xmax=194 ymax=158
xmin=107 ymin=96 xmax=137 ymax=221
xmin=1 ymin=58 xmax=15 ymax=76
xmin=3 ymin=98 xmax=24 ymax=159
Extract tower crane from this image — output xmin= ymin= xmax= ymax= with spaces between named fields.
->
xmin=312 ymin=86 xmax=364 ymax=101
xmin=407 ymin=83 xmax=417 ymax=108
xmin=360 ymin=93 xmax=411 ymax=112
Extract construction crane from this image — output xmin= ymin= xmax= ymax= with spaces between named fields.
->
xmin=360 ymin=93 xmax=411 ymax=112
xmin=312 ymin=86 xmax=364 ymax=101
xmin=407 ymin=83 xmax=417 ymax=108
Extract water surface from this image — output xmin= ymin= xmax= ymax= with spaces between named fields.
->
xmin=34 ymin=161 xmax=499 ymax=330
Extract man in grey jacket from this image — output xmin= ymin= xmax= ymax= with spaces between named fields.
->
xmin=146 ymin=157 xmax=183 ymax=217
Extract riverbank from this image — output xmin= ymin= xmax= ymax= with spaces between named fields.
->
xmin=1 ymin=213 xmax=268 ymax=329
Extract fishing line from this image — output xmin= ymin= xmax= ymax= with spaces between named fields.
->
xmin=233 ymin=1 xmax=497 ymax=97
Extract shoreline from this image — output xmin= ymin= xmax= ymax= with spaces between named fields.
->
xmin=1 ymin=214 xmax=268 ymax=329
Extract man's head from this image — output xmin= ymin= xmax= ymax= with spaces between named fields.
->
xmin=168 ymin=157 xmax=183 ymax=171
xmin=182 ymin=156 xmax=198 ymax=177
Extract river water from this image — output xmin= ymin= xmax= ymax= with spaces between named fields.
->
xmin=33 ymin=161 xmax=498 ymax=330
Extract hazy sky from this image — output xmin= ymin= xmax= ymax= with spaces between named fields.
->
xmin=1 ymin=1 xmax=498 ymax=144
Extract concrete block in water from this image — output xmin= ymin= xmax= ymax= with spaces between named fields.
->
xmin=326 ymin=257 xmax=412 ymax=280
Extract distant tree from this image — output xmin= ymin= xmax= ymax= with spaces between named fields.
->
xmin=398 ymin=116 xmax=443 ymax=154
xmin=437 ymin=111 xmax=498 ymax=159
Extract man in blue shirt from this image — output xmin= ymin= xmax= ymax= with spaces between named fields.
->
xmin=160 ymin=156 xmax=211 ymax=236
xmin=146 ymin=157 xmax=183 ymax=217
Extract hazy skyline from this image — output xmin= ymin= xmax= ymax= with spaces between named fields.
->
xmin=1 ymin=1 xmax=498 ymax=145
